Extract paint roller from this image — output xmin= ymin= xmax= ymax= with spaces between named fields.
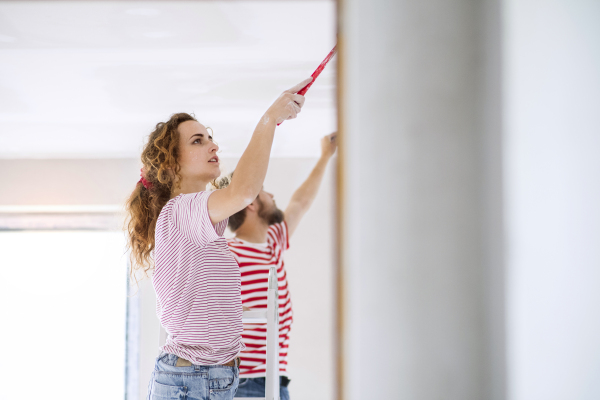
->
xmin=278 ymin=44 xmax=338 ymax=126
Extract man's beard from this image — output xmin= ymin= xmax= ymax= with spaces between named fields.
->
xmin=257 ymin=197 xmax=284 ymax=226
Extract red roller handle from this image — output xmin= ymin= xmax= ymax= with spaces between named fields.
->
xmin=278 ymin=45 xmax=337 ymax=125
xmin=298 ymin=45 xmax=337 ymax=96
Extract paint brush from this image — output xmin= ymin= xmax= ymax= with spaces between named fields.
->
xmin=278 ymin=44 xmax=338 ymax=126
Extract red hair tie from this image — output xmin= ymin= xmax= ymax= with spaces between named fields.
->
xmin=139 ymin=168 xmax=153 ymax=190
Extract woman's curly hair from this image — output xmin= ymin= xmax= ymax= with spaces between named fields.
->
xmin=125 ymin=112 xmax=197 ymax=278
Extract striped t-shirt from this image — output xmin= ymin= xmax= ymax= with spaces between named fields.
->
xmin=153 ymin=191 xmax=245 ymax=365
xmin=227 ymin=222 xmax=292 ymax=377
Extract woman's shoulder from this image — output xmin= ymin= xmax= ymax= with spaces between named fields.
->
xmin=171 ymin=190 xmax=215 ymax=204
xmin=158 ymin=190 xmax=221 ymax=239
xmin=163 ymin=191 xmax=211 ymax=209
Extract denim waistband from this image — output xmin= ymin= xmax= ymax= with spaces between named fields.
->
xmin=158 ymin=352 xmax=238 ymax=369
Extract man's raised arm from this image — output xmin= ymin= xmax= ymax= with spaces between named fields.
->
xmin=284 ymin=133 xmax=338 ymax=236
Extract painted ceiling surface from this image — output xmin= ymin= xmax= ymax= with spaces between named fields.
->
xmin=0 ymin=1 xmax=336 ymax=158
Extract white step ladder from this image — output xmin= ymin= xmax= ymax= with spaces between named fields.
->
xmin=158 ymin=266 xmax=280 ymax=400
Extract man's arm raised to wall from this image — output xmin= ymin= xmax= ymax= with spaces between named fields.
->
xmin=284 ymin=133 xmax=337 ymax=237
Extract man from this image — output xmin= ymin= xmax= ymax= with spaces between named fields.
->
xmin=227 ymin=133 xmax=337 ymax=400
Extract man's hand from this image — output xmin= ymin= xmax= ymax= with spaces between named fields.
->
xmin=242 ymin=306 xmax=251 ymax=311
xmin=321 ymin=133 xmax=338 ymax=159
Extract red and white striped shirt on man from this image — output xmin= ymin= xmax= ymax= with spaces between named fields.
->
xmin=227 ymin=222 xmax=292 ymax=378
xmin=153 ymin=191 xmax=245 ymax=365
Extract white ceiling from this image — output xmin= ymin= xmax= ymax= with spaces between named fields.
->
xmin=0 ymin=1 xmax=336 ymax=158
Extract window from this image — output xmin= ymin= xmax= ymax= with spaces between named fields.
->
xmin=0 ymin=231 xmax=127 ymax=399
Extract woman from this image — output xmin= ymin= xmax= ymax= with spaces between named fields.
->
xmin=126 ymin=77 xmax=312 ymax=400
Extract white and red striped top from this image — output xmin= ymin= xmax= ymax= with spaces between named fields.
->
xmin=227 ymin=222 xmax=292 ymax=378
xmin=153 ymin=191 xmax=245 ymax=365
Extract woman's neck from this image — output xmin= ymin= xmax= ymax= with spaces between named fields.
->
xmin=171 ymin=178 xmax=211 ymax=198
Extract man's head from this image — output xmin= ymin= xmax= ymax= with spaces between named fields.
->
xmin=255 ymin=189 xmax=285 ymax=226
xmin=227 ymin=174 xmax=284 ymax=232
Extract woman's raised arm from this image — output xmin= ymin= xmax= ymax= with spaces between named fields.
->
xmin=207 ymin=77 xmax=312 ymax=224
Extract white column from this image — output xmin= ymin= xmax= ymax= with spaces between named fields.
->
xmin=338 ymin=0 xmax=503 ymax=399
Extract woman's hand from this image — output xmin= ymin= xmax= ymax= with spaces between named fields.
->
xmin=265 ymin=77 xmax=312 ymax=125
xmin=321 ymin=132 xmax=338 ymax=159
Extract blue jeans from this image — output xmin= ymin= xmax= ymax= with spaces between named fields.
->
xmin=148 ymin=353 xmax=239 ymax=400
xmin=234 ymin=377 xmax=290 ymax=400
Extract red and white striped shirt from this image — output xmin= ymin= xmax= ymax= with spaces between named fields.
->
xmin=153 ymin=191 xmax=244 ymax=365
xmin=227 ymin=222 xmax=292 ymax=378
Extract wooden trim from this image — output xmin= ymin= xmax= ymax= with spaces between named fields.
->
xmin=334 ymin=4 xmax=346 ymax=399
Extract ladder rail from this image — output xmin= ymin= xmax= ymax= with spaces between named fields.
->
xmin=264 ymin=266 xmax=280 ymax=400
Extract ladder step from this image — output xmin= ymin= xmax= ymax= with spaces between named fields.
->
xmin=242 ymin=310 xmax=267 ymax=324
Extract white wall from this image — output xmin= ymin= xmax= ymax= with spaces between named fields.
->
xmin=504 ymin=1 xmax=600 ymax=399
xmin=0 ymin=159 xmax=140 ymax=206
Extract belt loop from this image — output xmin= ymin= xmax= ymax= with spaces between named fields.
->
xmin=194 ymin=364 xmax=200 ymax=372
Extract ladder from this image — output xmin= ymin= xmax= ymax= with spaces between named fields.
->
xmin=158 ymin=266 xmax=280 ymax=400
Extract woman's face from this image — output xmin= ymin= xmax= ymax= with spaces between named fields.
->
xmin=177 ymin=120 xmax=220 ymax=183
